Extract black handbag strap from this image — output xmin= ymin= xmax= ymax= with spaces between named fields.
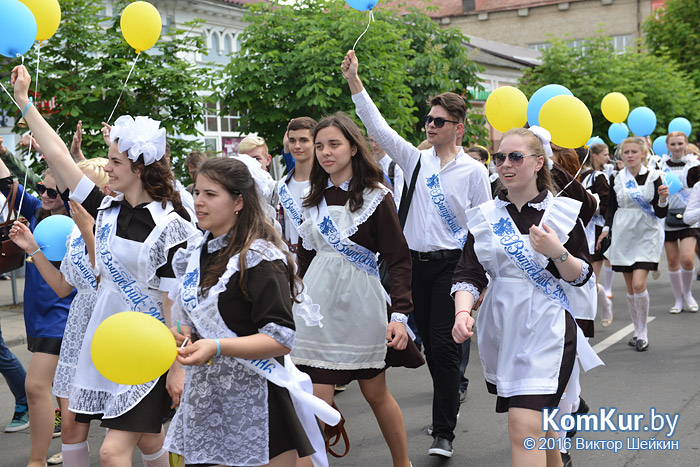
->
xmin=397 ymin=158 xmax=421 ymax=229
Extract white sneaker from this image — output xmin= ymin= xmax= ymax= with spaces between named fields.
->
xmin=47 ymin=452 xmax=62 ymax=465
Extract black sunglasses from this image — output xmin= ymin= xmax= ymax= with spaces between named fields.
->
xmin=37 ymin=183 xmax=59 ymax=199
xmin=425 ymin=115 xmax=460 ymax=128
xmin=493 ymin=152 xmax=539 ymax=167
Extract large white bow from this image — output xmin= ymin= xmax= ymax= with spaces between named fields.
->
xmin=110 ymin=115 xmax=167 ymax=166
xmin=528 ymin=125 xmax=553 ymax=158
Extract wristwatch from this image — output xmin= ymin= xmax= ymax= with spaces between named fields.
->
xmin=551 ymin=250 xmax=569 ymax=263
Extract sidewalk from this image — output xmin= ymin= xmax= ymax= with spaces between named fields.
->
xmin=0 ymin=273 xmax=25 ymax=349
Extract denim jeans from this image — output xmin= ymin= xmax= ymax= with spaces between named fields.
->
xmin=0 ymin=323 xmax=27 ymax=407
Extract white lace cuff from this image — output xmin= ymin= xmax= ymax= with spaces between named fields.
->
xmin=294 ymin=290 xmax=323 ymax=328
xmin=451 ymin=282 xmax=480 ymax=302
xmin=390 ymin=313 xmax=416 ymax=340
xmin=571 ymin=260 xmax=591 ymax=286
xmin=259 ymin=323 xmax=295 ymax=350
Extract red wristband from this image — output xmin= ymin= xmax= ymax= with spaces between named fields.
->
xmin=455 ymin=310 xmax=471 ymax=318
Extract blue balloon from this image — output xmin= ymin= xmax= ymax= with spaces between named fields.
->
xmin=346 ymin=0 xmax=378 ymax=10
xmin=586 ymin=136 xmax=604 ymax=147
xmin=627 ymin=106 xmax=656 ymax=137
xmin=526 ymin=84 xmax=573 ymax=127
xmin=668 ymin=117 xmax=692 ymax=137
xmin=664 ymin=172 xmax=683 ymax=196
xmin=608 ymin=122 xmax=629 ymax=145
xmin=652 ymin=135 xmax=667 ymax=156
xmin=33 ymin=215 xmax=75 ymax=261
xmin=0 ymin=0 xmax=37 ymax=58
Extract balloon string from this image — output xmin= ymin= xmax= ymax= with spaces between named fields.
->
xmin=106 ymin=52 xmax=141 ymax=125
xmin=19 ymin=42 xmax=42 ymax=216
xmin=352 ymin=10 xmax=374 ymax=51
xmin=0 ymin=82 xmax=20 ymax=110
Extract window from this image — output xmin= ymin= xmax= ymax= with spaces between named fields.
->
xmin=204 ymin=100 xmax=219 ymax=132
xmin=612 ymin=34 xmax=633 ymax=52
xmin=202 ymin=100 xmax=242 ymax=154
xmin=529 ymin=43 xmax=551 ymax=52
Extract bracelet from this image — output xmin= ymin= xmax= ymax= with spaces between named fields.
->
xmin=28 ymin=247 xmax=41 ymax=257
xmin=214 ymin=338 xmax=221 ymax=357
xmin=455 ymin=309 xmax=471 ymax=318
xmin=21 ymin=100 xmax=32 ymax=119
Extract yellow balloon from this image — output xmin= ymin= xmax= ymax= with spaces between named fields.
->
xmin=485 ymin=86 xmax=528 ymax=133
xmin=601 ymin=92 xmax=629 ymax=123
xmin=18 ymin=0 xmax=61 ymax=41
xmin=91 ymin=312 xmax=177 ymax=385
xmin=120 ymin=1 xmax=162 ymax=53
xmin=539 ymin=95 xmax=593 ymax=149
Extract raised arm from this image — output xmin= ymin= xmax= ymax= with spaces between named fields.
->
xmin=11 ymin=65 xmax=83 ymax=192
xmin=341 ymin=50 xmax=420 ymax=174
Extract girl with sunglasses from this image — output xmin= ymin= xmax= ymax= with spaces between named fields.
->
xmin=0 ymin=157 xmax=74 ymax=467
xmin=292 ymin=113 xmax=417 ymax=467
xmin=452 ymin=127 xmax=601 ymax=467
xmin=11 ymin=64 xmax=197 ymax=466
xmin=597 ymin=137 xmax=669 ymax=352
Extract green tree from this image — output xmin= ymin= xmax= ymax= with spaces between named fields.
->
xmin=0 ymin=0 xmax=210 ymax=179
xmin=519 ymin=35 xmax=700 ymax=145
xmin=644 ymin=0 xmax=700 ymax=89
xmin=217 ymin=0 xmax=486 ymax=153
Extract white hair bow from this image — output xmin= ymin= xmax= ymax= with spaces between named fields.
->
xmin=110 ymin=116 xmax=167 ymax=166
xmin=528 ymin=126 xmax=553 ymax=158
xmin=232 ymin=154 xmax=273 ymax=200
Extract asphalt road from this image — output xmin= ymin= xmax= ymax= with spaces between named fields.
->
xmin=1 ymin=266 xmax=699 ymax=466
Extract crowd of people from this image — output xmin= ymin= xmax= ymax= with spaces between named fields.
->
xmin=0 ymin=48 xmax=697 ymax=467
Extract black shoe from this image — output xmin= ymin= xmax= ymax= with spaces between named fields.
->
xmin=635 ymin=339 xmax=649 ymax=352
xmin=459 ymin=388 xmax=467 ymax=404
xmin=561 ymin=451 xmax=572 ymax=467
xmin=566 ymin=398 xmax=589 ymax=438
xmin=628 ymin=336 xmax=637 ymax=347
xmin=428 ymin=437 xmax=453 ymax=458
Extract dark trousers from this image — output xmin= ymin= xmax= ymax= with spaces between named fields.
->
xmin=460 ymin=338 xmax=471 ymax=393
xmin=411 ymin=255 xmax=461 ymax=442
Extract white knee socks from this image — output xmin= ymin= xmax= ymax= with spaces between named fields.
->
xmin=142 ymin=447 xmax=170 ymax=467
xmin=626 ymin=293 xmax=637 ymax=338
xmin=634 ymin=291 xmax=649 ymax=342
xmin=62 ymin=441 xmax=89 ymax=467
xmin=669 ymin=269 xmax=684 ymax=310
xmin=604 ymin=265 xmax=614 ymax=296
xmin=681 ymin=268 xmax=697 ymax=308
xmin=597 ymin=284 xmax=612 ymax=322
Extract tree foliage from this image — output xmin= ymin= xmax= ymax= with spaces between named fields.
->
xmin=218 ymin=0 xmax=486 ymax=152
xmin=0 ymin=0 xmax=209 ymax=178
xmin=644 ymin=0 xmax=700 ymax=90
xmin=519 ymin=35 xmax=700 ymax=145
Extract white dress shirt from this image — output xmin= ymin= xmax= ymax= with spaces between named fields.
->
xmin=353 ymin=89 xmax=492 ymax=252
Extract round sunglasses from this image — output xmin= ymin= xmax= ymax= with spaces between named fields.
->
xmin=493 ymin=151 xmax=539 ymax=167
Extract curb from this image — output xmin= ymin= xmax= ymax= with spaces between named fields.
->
xmin=6 ymin=335 xmax=27 ymax=349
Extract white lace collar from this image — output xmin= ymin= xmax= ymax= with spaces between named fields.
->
xmin=206 ymin=232 xmax=229 ymax=253
xmin=326 ymin=177 xmax=352 ymax=191
xmin=494 ymin=190 xmax=552 ymax=211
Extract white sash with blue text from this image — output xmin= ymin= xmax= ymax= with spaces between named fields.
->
xmin=278 ymin=181 xmax=304 ymax=229
xmin=67 ymin=226 xmax=97 ymax=290
xmin=481 ymin=203 xmax=604 ymax=371
xmin=424 ymin=153 xmax=468 ymax=247
xmin=179 ymin=238 xmax=339 ymax=467
xmin=97 ymin=206 xmax=163 ymax=322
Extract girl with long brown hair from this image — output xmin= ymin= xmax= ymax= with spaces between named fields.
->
xmin=12 ymin=64 xmax=197 ymax=466
xmin=293 ymin=113 xmax=416 ymax=467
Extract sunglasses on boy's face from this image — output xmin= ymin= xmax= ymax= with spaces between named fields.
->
xmin=37 ymin=183 xmax=59 ymax=199
xmin=425 ymin=115 xmax=460 ymax=128
xmin=493 ymin=151 xmax=539 ymax=167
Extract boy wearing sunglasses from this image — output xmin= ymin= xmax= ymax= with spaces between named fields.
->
xmin=342 ymin=50 xmax=491 ymax=458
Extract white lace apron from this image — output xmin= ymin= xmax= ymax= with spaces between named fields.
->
xmin=470 ymin=196 xmax=602 ymax=398
xmin=53 ymin=225 xmax=97 ymax=399
xmin=69 ymin=199 xmax=196 ymax=417
xmin=605 ymin=168 xmax=664 ymax=266
xmin=164 ymin=236 xmax=337 ymax=467
xmin=291 ymin=188 xmax=389 ymax=370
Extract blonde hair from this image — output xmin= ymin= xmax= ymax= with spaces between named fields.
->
xmin=237 ymin=135 xmax=268 ymax=155
xmin=620 ymin=136 xmax=648 ymax=164
xmin=77 ymin=158 xmax=109 ymax=189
